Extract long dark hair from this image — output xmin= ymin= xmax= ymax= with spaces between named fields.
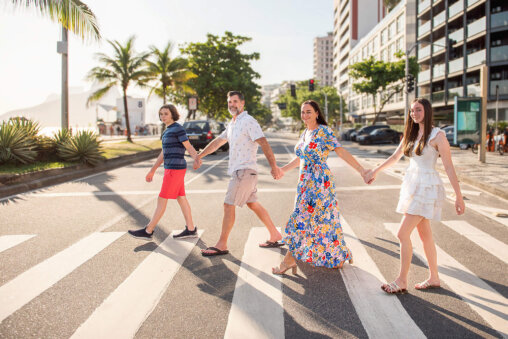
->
xmin=302 ymin=100 xmax=327 ymax=126
xmin=402 ymin=98 xmax=433 ymax=157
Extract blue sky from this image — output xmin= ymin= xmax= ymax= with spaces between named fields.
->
xmin=0 ymin=0 xmax=333 ymax=113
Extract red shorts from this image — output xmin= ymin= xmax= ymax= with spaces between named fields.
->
xmin=159 ymin=169 xmax=186 ymax=199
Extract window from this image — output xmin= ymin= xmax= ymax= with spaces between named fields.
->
xmin=397 ymin=37 xmax=404 ymax=53
xmin=389 ymin=21 xmax=396 ymax=40
xmin=381 ymin=29 xmax=388 ymax=45
xmin=397 ymin=14 xmax=404 ymax=34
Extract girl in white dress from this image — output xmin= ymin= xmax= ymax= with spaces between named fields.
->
xmin=365 ymin=98 xmax=465 ymax=294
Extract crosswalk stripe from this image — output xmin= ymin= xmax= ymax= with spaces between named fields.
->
xmin=384 ymin=223 xmax=508 ymax=338
xmin=71 ymin=230 xmax=203 ymax=339
xmin=340 ymin=217 xmax=426 ymax=339
xmin=0 ymin=232 xmax=124 ymax=323
xmin=0 ymin=235 xmax=36 ymax=254
xmin=465 ymin=203 xmax=508 ymax=228
xmin=224 ymin=227 xmax=284 ymax=339
xmin=442 ymin=220 xmax=508 ymax=264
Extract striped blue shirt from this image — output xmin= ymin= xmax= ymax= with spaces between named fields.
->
xmin=162 ymin=123 xmax=188 ymax=169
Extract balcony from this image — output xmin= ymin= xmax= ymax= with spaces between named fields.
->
xmin=449 ymin=28 xmax=464 ymax=44
xmin=467 ymin=49 xmax=486 ymax=68
xmin=433 ymin=10 xmax=446 ymax=27
xmin=448 ymin=1 xmax=464 ymax=18
xmin=467 ymin=83 xmax=481 ymax=97
xmin=449 ymin=57 xmax=464 ymax=73
xmin=419 ymin=21 xmax=431 ymax=37
xmin=340 ymin=59 xmax=349 ymax=70
xmin=448 ymin=86 xmax=463 ymax=100
xmin=419 ymin=93 xmax=432 ymax=101
xmin=340 ymin=33 xmax=349 ymax=47
xmin=491 ymin=80 xmax=508 ymax=96
xmin=433 ymin=63 xmax=446 ymax=78
xmin=491 ymin=45 xmax=508 ymax=63
xmin=419 ymin=69 xmax=431 ymax=82
xmin=467 ymin=17 xmax=486 ymax=38
xmin=418 ymin=0 xmax=431 ymax=14
xmin=340 ymin=73 xmax=349 ymax=84
xmin=432 ymin=90 xmax=445 ymax=103
xmin=433 ymin=37 xmax=446 ymax=53
xmin=491 ymin=11 xmax=508 ymax=30
xmin=467 ymin=0 xmax=480 ymax=8
xmin=419 ymin=45 xmax=431 ymax=59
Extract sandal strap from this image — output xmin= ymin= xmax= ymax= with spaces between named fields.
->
xmin=386 ymin=282 xmax=401 ymax=293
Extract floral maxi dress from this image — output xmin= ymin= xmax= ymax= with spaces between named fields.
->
xmin=283 ymin=125 xmax=352 ymax=268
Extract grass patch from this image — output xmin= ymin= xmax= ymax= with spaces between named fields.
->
xmin=102 ymin=139 xmax=161 ymax=159
xmin=0 ymin=161 xmax=75 ymax=175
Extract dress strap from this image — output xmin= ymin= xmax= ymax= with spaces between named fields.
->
xmin=428 ymin=127 xmax=445 ymax=143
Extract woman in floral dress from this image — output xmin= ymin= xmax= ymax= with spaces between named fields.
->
xmin=273 ymin=100 xmax=368 ymax=275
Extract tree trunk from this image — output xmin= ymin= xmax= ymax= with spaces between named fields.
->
xmin=163 ymin=85 xmax=167 ymax=104
xmin=123 ymin=89 xmax=133 ymax=142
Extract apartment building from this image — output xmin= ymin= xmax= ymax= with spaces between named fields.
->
xmin=333 ymin=0 xmax=387 ymax=111
xmin=314 ymin=32 xmax=334 ymax=87
xmin=416 ymin=0 xmax=508 ymax=122
xmin=348 ymin=0 xmax=417 ymax=123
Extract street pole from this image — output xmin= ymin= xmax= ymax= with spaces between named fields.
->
xmin=495 ymin=85 xmax=499 ymax=132
xmin=479 ymin=65 xmax=488 ymax=163
xmin=404 ymin=48 xmax=410 ymax=126
xmin=57 ymin=26 xmax=69 ymax=130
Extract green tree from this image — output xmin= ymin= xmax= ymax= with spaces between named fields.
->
xmin=275 ymin=81 xmax=347 ymax=129
xmin=9 ymin=0 xmax=100 ymax=41
xmin=143 ymin=42 xmax=196 ymax=105
xmin=180 ymin=31 xmax=262 ymax=121
xmin=86 ymin=36 xmax=150 ymax=142
xmin=383 ymin=0 xmax=401 ymax=11
xmin=349 ymin=51 xmax=418 ymax=125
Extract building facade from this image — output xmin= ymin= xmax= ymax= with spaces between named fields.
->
xmin=314 ymin=32 xmax=334 ymax=87
xmin=416 ymin=0 xmax=508 ymax=122
xmin=116 ymin=97 xmax=146 ymax=131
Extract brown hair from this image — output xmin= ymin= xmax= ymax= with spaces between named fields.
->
xmin=159 ymin=104 xmax=180 ymax=121
xmin=301 ymin=100 xmax=328 ymax=126
xmin=402 ymin=98 xmax=433 ymax=157
xmin=227 ymin=91 xmax=244 ymax=101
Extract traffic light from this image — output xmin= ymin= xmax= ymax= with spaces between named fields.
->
xmin=406 ymin=74 xmax=415 ymax=93
xmin=290 ymin=84 xmax=296 ymax=97
xmin=447 ymin=39 xmax=457 ymax=59
xmin=309 ymin=79 xmax=315 ymax=92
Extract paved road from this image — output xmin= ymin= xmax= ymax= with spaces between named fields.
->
xmin=1 ymin=133 xmax=507 ymax=338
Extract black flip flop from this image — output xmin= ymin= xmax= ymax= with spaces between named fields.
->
xmin=201 ymin=246 xmax=229 ymax=257
xmin=259 ymin=241 xmax=284 ymax=248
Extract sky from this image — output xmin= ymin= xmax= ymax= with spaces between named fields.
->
xmin=0 ymin=0 xmax=333 ymax=115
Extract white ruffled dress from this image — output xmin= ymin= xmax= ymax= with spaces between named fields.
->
xmin=396 ymin=127 xmax=446 ymax=221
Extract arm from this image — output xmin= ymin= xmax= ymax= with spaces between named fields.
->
xmin=255 ymin=137 xmax=283 ymax=179
xmin=435 ymin=132 xmax=465 ymax=215
xmin=182 ymin=140 xmax=201 ymax=170
xmin=281 ymin=157 xmax=300 ymax=173
xmin=367 ymin=143 xmax=405 ymax=183
xmin=146 ymin=150 xmax=163 ymax=182
xmin=198 ymin=137 xmax=228 ymax=160
xmin=335 ymin=147 xmax=365 ymax=175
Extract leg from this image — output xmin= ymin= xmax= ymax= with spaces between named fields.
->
xmin=383 ymin=213 xmax=423 ymax=292
xmin=202 ymin=203 xmax=235 ymax=254
xmin=415 ymin=218 xmax=441 ymax=288
xmin=273 ymin=251 xmax=298 ymax=275
xmin=246 ymin=201 xmax=282 ymax=243
xmin=176 ymin=196 xmax=195 ymax=231
xmin=145 ymin=197 xmax=169 ymax=233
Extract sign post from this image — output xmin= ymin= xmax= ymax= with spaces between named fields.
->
xmin=188 ymin=96 xmax=198 ymax=120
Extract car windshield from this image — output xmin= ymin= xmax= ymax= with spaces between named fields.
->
xmin=183 ymin=122 xmax=207 ymax=132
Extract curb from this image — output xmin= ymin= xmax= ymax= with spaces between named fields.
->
xmin=376 ymin=149 xmax=508 ymax=200
xmin=0 ymin=149 xmax=161 ymax=199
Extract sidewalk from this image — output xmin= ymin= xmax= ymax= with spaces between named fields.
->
xmin=343 ymin=141 xmax=508 ymax=200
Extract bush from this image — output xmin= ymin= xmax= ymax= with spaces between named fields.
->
xmin=53 ymin=128 xmax=72 ymax=146
xmin=0 ymin=121 xmax=37 ymax=164
xmin=36 ymin=135 xmax=57 ymax=161
xmin=57 ymin=130 xmax=104 ymax=166
xmin=8 ymin=117 xmax=40 ymax=140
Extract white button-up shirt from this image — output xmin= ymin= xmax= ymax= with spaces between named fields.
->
xmin=219 ymin=111 xmax=265 ymax=175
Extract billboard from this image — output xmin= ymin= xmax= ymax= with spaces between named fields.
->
xmin=454 ymin=97 xmax=481 ymax=145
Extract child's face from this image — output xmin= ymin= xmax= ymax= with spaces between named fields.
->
xmin=159 ymin=108 xmax=173 ymax=125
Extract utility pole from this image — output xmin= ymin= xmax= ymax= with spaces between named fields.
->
xmin=479 ymin=65 xmax=488 ymax=163
xmin=57 ymin=26 xmax=69 ymax=130
xmin=495 ymin=85 xmax=499 ymax=132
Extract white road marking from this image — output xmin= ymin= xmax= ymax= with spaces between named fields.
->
xmin=384 ymin=223 xmax=508 ymax=338
xmin=464 ymin=203 xmax=508 ymax=228
xmin=0 ymin=232 xmax=124 ymax=323
xmin=340 ymin=217 xmax=426 ymax=339
xmin=442 ymin=220 xmax=508 ymax=264
xmin=71 ymin=231 xmax=203 ymax=339
xmin=224 ymin=227 xmax=284 ymax=339
xmin=0 ymin=235 xmax=36 ymax=254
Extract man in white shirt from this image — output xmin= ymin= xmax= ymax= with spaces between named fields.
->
xmin=195 ymin=91 xmax=284 ymax=256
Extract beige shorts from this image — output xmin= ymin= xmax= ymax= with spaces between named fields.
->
xmin=224 ymin=169 xmax=258 ymax=207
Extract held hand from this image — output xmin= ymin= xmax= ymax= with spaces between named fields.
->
xmin=146 ymin=170 xmax=155 ymax=182
xmin=363 ymin=169 xmax=376 ymax=184
xmin=455 ymin=197 xmax=465 ymax=215
xmin=271 ymin=166 xmax=284 ymax=180
xmin=193 ymin=157 xmax=202 ymax=170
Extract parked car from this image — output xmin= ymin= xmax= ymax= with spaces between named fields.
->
xmin=442 ymin=126 xmax=455 ymax=146
xmin=340 ymin=128 xmax=356 ymax=141
xmin=351 ymin=125 xmax=390 ymax=142
xmin=358 ymin=128 xmax=401 ymax=145
xmin=182 ymin=120 xmax=229 ymax=152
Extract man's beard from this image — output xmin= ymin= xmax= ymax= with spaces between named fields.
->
xmin=228 ymin=107 xmax=239 ymax=116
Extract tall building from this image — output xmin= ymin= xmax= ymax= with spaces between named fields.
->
xmin=348 ymin=0 xmax=417 ymax=123
xmin=416 ymin=0 xmax=508 ymax=122
xmin=314 ymin=32 xmax=334 ymax=87
xmin=333 ymin=0 xmax=387 ymax=108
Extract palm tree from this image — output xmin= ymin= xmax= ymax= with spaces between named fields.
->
xmin=144 ymin=42 xmax=196 ymax=105
xmin=86 ymin=36 xmax=149 ymax=142
xmin=9 ymin=0 xmax=100 ymax=41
